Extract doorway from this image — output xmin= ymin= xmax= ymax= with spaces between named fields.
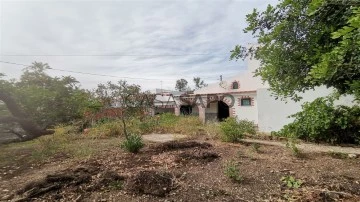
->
xmin=218 ymin=101 xmax=229 ymax=121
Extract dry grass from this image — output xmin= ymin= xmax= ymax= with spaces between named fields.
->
xmin=0 ymin=125 xmax=122 ymax=168
xmin=0 ymin=114 xmax=222 ymax=167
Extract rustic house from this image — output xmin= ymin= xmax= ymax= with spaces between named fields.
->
xmin=166 ymin=57 xmax=354 ymax=133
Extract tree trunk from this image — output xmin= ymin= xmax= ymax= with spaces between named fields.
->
xmin=0 ymin=91 xmax=54 ymax=141
xmin=121 ymin=117 xmax=128 ymax=139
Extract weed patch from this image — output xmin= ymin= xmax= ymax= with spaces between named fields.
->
xmin=224 ymin=160 xmax=242 ymax=183
xmin=120 ymin=134 xmax=144 ymax=153
xmin=281 ymin=176 xmax=302 ymax=188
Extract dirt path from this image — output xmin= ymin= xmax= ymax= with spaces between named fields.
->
xmin=142 ymin=134 xmax=187 ymax=143
xmin=241 ymin=138 xmax=360 ymax=155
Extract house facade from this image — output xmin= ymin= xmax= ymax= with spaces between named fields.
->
xmin=169 ymin=57 xmax=267 ymax=125
xmin=165 ymin=57 xmax=354 ymax=133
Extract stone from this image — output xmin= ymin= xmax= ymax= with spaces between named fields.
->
xmin=348 ymin=154 xmax=357 ymax=159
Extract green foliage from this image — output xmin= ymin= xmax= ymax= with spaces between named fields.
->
xmin=276 ymin=97 xmax=360 ymax=144
xmin=224 ymin=160 xmax=242 ymax=183
xmin=154 ymin=113 xmax=203 ymax=136
xmin=220 ymin=118 xmax=256 ymax=142
xmin=175 ymin=78 xmax=189 ymax=91
xmin=157 ymin=113 xmax=180 ymax=129
xmin=193 ymin=77 xmax=208 ymax=90
xmin=108 ymin=180 xmax=123 ymax=190
xmin=100 ymin=121 xmax=123 ymax=137
xmin=88 ymin=119 xmax=140 ymax=138
xmin=285 ymin=139 xmax=301 ymax=157
xmin=0 ymin=102 xmax=10 ymax=117
xmin=138 ymin=117 xmax=158 ymax=134
xmin=94 ymin=80 xmax=155 ymax=138
xmin=1 ymin=62 xmax=93 ymax=128
xmin=231 ymin=0 xmax=360 ymax=101
xmin=87 ymin=114 xmax=208 ymax=138
xmin=120 ymin=134 xmax=144 ymax=153
xmin=31 ymin=125 xmax=96 ymax=160
xmin=281 ymin=176 xmax=302 ymax=189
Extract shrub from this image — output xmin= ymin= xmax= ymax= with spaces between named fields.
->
xmin=275 ymin=97 xmax=360 ymax=144
xmin=224 ymin=160 xmax=242 ymax=183
xmin=120 ymin=134 xmax=144 ymax=153
xmin=220 ymin=117 xmax=256 ymax=142
xmin=281 ymin=176 xmax=302 ymax=188
xmin=104 ymin=121 xmax=123 ymax=137
xmin=285 ymin=139 xmax=301 ymax=157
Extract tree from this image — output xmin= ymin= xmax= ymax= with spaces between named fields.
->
xmin=0 ymin=90 xmax=55 ymax=140
xmin=14 ymin=63 xmax=92 ymax=127
xmin=0 ymin=62 xmax=92 ymax=141
xmin=230 ymin=0 xmax=360 ymax=101
xmin=175 ymin=79 xmax=189 ymax=91
xmin=193 ymin=77 xmax=208 ymax=90
xmin=94 ymin=80 xmax=155 ymax=139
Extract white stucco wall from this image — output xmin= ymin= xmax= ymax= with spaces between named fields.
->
xmin=257 ymin=87 xmax=355 ymax=133
xmin=233 ymin=93 xmax=258 ymax=123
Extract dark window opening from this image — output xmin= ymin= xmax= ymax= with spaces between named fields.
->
xmin=241 ymin=98 xmax=251 ymax=106
xmin=218 ymin=101 xmax=229 ymax=121
xmin=232 ymin=82 xmax=239 ymax=89
xmin=180 ymin=105 xmax=192 ymax=115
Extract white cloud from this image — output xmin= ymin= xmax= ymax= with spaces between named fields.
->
xmin=0 ymin=0 xmax=277 ymax=90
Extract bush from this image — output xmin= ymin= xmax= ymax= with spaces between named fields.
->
xmin=275 ymin=97 xmax=360 ymax=144
xmin=220 ymin=117 xmax=256 ymax=142
xmin=120 ymin=134 xmax=144 ymax=153
xmin=285 ymin=139 xmax=301 ymax=157
xmin=224 ymin=160 xmax=242 ymax=183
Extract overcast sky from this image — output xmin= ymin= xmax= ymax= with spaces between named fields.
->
xmin=0 ymin=0 xmax=277 ymax=91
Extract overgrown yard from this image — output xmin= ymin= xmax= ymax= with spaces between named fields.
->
xmin=0 ymin=133 xmax=359 ymax=201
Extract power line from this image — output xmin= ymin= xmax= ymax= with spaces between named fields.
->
xmin=0 ymin=60 xmax=244 ymax=82
xmin=0 ymin=61 xmax=167 ymax=81
xmin=1 ymin=53 xmax=230 ymax=57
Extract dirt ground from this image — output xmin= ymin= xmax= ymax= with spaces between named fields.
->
xmin=0 ymin=137 xmax=360 ymax=202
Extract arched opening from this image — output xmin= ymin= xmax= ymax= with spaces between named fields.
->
xmin=218 ymin=101 xmax=229 ymax=121
xmin=180 ymin=105 xmax=192 ymax=115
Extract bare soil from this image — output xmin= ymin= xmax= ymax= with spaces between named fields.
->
xmin=0 ymin=138 xmax=360 ymax=201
